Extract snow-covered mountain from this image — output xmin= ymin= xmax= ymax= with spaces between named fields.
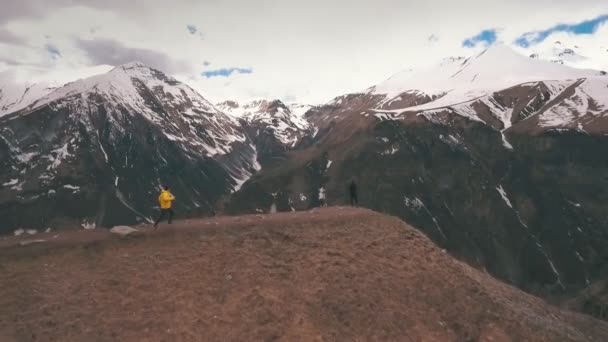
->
xmin=369 ymin=44 xmax=603 ymax=110
xmin=306 ymin=44 xmax=605 ymax=131
xmin=217 ymin=99 xmax=314 ymax=148
xmin=0 ymin=82 xmax=57 ymax=116
xmin=527 ymin=40 xmax=608 ymax=71
xmin=286 ymin=102 xmax=314 ymax=117
xmin=217 ymin=99 xmax=312 ymax=119
xmin=0 ymin=64 xmax=318 ymax=233
xmin=0 ymin=62 xmax=260 ymax=231
xmin=363 ymin=45 xmax=608 ymax=147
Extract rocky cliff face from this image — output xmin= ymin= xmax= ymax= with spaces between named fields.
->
xmin=218 ymin=99 xmax=316 ymax=167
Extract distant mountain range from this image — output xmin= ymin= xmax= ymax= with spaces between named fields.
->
xmin=1 ymin=44 xmax=608 ymax=319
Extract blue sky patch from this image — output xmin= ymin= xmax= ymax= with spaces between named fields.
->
xmin=187 ymin=24 xmax=197 ymax=35
xmin=202 ymin=67 xmax=253 ymax=78
xmin=44 ymin=43 xmax=61 ymax=59
xmin=514 ymin=14 xmax=608 ymax=47
xmin=462 ymin=29 xmax=497 ymax=48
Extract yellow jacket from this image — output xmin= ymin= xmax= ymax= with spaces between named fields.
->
xmin=158 ymin=190 xmax=175 ymax=209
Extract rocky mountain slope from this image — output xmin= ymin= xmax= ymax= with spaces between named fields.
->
xmin=0 ymin=62 xmax=260 ymax=232
xmin=1 ymin=207 xmax=606 ymax=341
xmin=228 ymin=45 xmax=608 ymax=316
xmin=217 ymin=99 xmax=316 ymax=166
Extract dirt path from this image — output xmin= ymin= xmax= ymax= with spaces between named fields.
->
xmin=1 ymin=207 xmax=606 ymax=341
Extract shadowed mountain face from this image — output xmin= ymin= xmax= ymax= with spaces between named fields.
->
xmin=217 ymin=99 xmax=316 ymax=167
xmin=227 ymin=46 xmax=608 ymax=315
xmin=0 ymin=63 xmax=260 ymax=232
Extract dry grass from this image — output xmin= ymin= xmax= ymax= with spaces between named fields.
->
xmin=0 ymin=207 xmax=606 ymax=341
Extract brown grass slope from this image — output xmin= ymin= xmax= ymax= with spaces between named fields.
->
xmin=0 ymin=207 xmax=606 ymax=342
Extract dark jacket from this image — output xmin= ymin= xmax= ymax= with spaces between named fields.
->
xmin=349 ymin=181 xmax=357 ymax=195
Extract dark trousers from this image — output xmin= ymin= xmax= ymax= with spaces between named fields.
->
xmin=350 ymin=193 xmax=358 ymax=206
xmin=154 ymin=208 xmax=174 ymax=226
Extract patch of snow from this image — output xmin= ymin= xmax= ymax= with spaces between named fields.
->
xmin=13 ymin=228 xmax=25 ymax=236
xmin=380 ymin=146 xmax=399 ymax=155
xmin=439 ymin=134 xmax=467 ymax=151
xmin=47 ymin=142 xmax=71 ymax=170
xmin=501 ymin=133 xmax=514 ymax=150
xmin=26 ymin=229 xmax=37 ymax=235
xmin=230 ymin=144 xmax=262 ymax=193
xmin=319 ymin=187 xmax=326 ymax=200
xmin=15 ymin=152 xmax=37 ymax=163
xmin=403 ymin=196 xmax=424 ymax=211
xmin=539 ymin=78 xmax=608 ymax=128
xmin=374 ymin=113 xmax=401 ymax=121
xmin=98 ymin=135 xmax=109 ymax=162
xmin=81 ymin=220 xmax=96 ymax=230
xmin=497 ymin=184 xmax=529 ymax=228
xmin=326 ymin=160 xmax=332 ymax=169
xmin=536 ymin=242 xmax=564 ymax=290
xmin=11 ymin=181 xmax=23 ymax=191
xmin=404 ymin=196 xmax=446 ymax=239
xmin=496 ymin=185 xmax=513 ymax=208
xmin=63 ymin=184 xmax=80 ymax=191
xmin=567 ymin=200 xmax=581 ymax=207
xmin=287 ymin=103 xmax=313 ymax=117
xmin=3 ymin=178 xmax=18 ymax=186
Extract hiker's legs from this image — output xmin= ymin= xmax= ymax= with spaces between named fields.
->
xmin=167 ymin=209 xmax=174 ymax=224
xmin=154 ymin=209 xmax=167 ymax=227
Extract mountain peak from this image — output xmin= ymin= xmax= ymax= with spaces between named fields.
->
xmin=370 ymin=43 xmax=602 ymax=111
xmin=475 ymin=43 xmax=524 ymax=60
xmin=115 ymin=61 xmax=151 ymax=70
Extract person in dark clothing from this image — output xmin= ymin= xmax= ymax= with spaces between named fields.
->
xmin=154 ymin=185 xmax=175 ymax=228
xmin=349 ymin=179 xmax=358 ymax=206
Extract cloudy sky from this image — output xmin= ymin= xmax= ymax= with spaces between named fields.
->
xmin=1 ymin=0 xmax=607 ymax=104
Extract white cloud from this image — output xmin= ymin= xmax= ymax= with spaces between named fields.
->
xmin=1 ymin=0 xmax=607 ymax=104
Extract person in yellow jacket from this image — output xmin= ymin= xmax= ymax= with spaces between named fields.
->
xmin=154 ymin=185 xmax=175 ymax=228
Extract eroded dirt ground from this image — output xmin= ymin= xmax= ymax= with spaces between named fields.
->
xmin=1 ymin=207 xmax=607 ymax=341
